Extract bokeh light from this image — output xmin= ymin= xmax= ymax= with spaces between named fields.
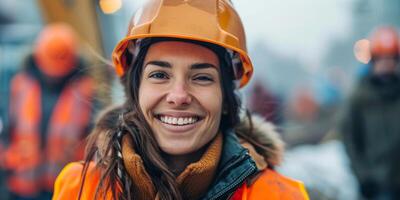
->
xmin=353 ymin=39 xmax=371 ymax=64
xmin=99 ymin=0 xmax=122 ymax=14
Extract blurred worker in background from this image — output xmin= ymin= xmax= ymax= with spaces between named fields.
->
xmin=339 ymin=26 xmax=400 ymax=200
xmin=248 ymin=81 xmax=283 ymax=125
xmin=2 ymin=23 xmax=95 ymax=200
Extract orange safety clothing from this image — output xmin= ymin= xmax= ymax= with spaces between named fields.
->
xmin=5 ymin=71 xmax=94 ymax=197
xmin=231 ymin=169 xmax=309 ymax=200
xmin=52 ymin=162 xmax=308 ymax=200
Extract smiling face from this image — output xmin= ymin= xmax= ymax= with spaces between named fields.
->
xmin=138 ymin=41 xmax=223 ymax=155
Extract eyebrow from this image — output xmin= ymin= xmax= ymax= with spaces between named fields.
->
xmin=145 ymin=60 xmax=218 ymax=70
xmin=145 ymin=60 xmax=171 ymax=68
xmin=191 ymin=63 xmax=218 ymax=70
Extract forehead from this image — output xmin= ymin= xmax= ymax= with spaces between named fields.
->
xmin=144 ymin=41 xmax=219 ymax=65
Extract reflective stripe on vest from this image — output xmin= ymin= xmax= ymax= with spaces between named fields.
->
xmin=6 ymin=72 xmax=94 ymax=196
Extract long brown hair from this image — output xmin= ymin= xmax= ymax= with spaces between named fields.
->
xmin=80 ymin=38 xmax=241 ymax=200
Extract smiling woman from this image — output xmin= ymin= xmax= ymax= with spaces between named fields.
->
xmin=139 ymin=41 xmax=223 ymax=158
xmin=52 ymin=0 xmax=309 ymax=200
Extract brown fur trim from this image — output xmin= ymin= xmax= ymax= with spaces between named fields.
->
xmin=235 ymin=114 xmax=285 ymax=167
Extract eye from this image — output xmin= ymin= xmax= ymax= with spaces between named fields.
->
xmin=149 ymin=71 xmax=169 ymax=80
xmin=193 ymin=74 xmax=214 ymax=84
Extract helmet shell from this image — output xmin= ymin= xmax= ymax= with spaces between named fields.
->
xmin=370 ymin=26 xmax=399 ymax=57
xmin=112 ymin=0 xmax=253 ymax=88
xmin=34 ymin=23 xmax=78 ymax=78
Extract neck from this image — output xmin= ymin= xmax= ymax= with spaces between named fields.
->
xmin=162 ymin=146 xmax=208 ymax=176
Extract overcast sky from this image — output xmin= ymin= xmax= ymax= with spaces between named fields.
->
xmin=233 ymin=0 xmax=354 ymax=70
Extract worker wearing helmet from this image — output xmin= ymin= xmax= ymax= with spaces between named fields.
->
xmin=369 ymin=27 xmax=400 ymax=78
xmin=3 ymin=23 xmax=95 ymax=200
xmin=53 ymin=1 xmax=309 ymax=199
xmin=339 ymin=26 xmax=400 ymax=200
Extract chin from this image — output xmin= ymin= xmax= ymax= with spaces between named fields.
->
xmin=160 ymin=143 xmax=196 ymax=155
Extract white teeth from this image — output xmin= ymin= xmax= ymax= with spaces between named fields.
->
xmin=178 ymin=118 xmax=183 ymax=125
xmin=158 ymin=116 xmax=198 ymax=126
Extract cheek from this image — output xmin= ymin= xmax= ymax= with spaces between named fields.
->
xmin=198 ymin=87 xmax=223 ymax=117
xmin=138 ymin=83 xmax=161 ymax=114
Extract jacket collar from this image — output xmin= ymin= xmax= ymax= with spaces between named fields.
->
xmin=202 ymin=131 xmax=258 ymax=200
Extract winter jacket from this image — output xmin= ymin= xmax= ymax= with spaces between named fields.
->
xmin=53 ymin=115 xmax=309 ymax=200
xmin=339 ymin=74 xmax=400 ymax=196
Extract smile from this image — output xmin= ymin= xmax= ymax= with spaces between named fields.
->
xmin=155 ymin=115 xmax=201 ymax=126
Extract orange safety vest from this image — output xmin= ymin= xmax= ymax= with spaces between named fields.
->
xmin=5 ymin=72 xmax=94 ymax=196
xmin=52 ymin=162 xmax=309 ymax=200
xmin=230 ymin=169 xmax=309 ymax=200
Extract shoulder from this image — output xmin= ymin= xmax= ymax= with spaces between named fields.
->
xmin=53 ymin=162 xmax=101 ymax=200
xmin=69 ymin=75 xmax=95 ymax=98
xmin=10 ymin=72 xmax=35 ymax=88
xmin=251 ymin=169 xmax=309 ymax=199
xmin=232 ymin=169 xmax=309 ymax=200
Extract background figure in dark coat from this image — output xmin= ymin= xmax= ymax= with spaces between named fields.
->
xmin=339 ymin=26 xmax=400 ymax=200
xmin=248 ymin=81 xmax=283 ymax=125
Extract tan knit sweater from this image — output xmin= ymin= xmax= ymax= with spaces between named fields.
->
xmin=121 ymin=133 xmax=223 ymax=200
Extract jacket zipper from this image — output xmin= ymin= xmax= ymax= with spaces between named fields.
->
xmin=208 ymin=154 xmax=257 ymax=200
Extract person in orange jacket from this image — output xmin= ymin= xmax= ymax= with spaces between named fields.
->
xmin=4 ymin=23 xmax=95 ymax=200
xmin=53 ymin=0 xmax=309 ymax=199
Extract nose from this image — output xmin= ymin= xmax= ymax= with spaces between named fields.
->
xmin=166 ymin=81 xmax=192 ymax=106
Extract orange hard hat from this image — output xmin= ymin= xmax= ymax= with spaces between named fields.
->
xmin=370 ymin=26 xmax=399 ymax=57
xmin=112 ymin=0 xmax=253 ymax=88
xmin=34 ymin=23 xmax=78 ymax=78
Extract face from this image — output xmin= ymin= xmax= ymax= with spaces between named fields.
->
xmin=373 ymin=55 xmax=398 ymax=75
xmin=138 ymin=41 xmax=223 ymax=155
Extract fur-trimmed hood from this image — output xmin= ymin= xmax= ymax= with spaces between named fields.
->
xmin=235 ymin=114 xmax=284 ymax=169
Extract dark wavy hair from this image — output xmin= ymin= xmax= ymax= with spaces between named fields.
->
xmin=79 ymin=38 xmax=241 ymax=200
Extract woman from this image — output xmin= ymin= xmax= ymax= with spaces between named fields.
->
xmin=53 ymin=0 xmax=309 ymax=199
